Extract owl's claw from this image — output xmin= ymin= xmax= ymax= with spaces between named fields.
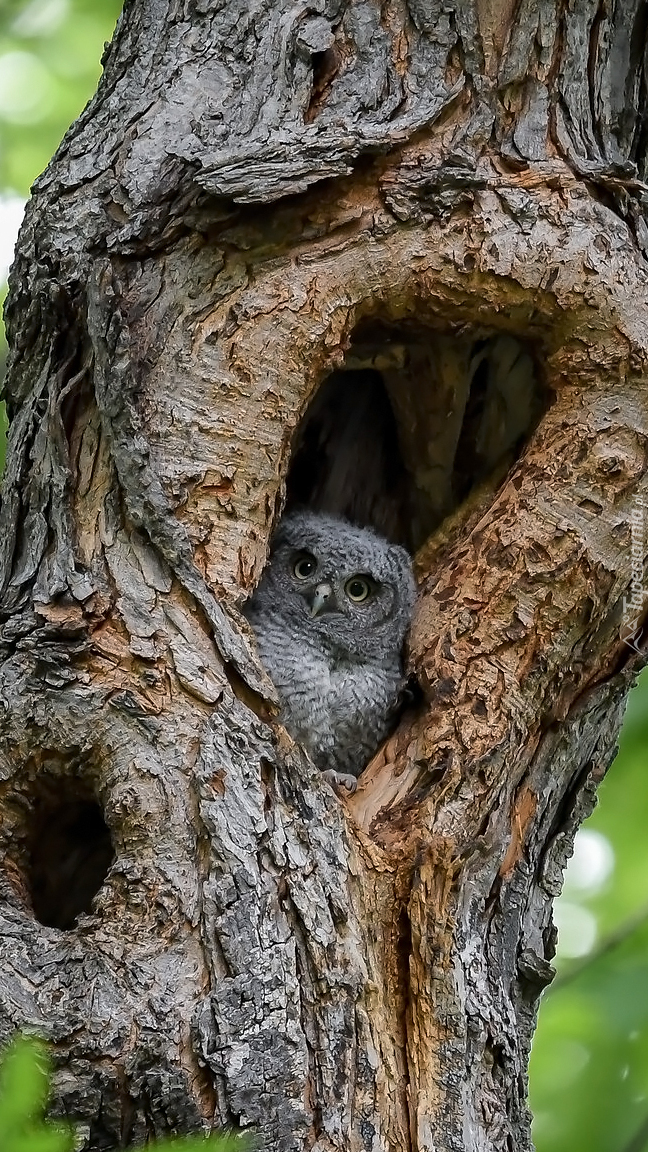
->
xmin=322 ymin=769 xmax=358 ymax=795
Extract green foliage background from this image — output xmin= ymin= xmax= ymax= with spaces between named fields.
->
xmin=0 ymin=1036 xmax=242 ymax=1152
xmin=1 ymin=4 xmax=648 ymax=1150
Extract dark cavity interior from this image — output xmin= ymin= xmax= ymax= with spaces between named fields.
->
xmin=286 ymin=320 xmax=545 ymax=551
xmin=27 ymin=781 xmax=115 ymax=930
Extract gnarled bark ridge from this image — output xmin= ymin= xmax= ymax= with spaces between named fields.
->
xmin=1 ymin=1 xmax=647 ymax=1148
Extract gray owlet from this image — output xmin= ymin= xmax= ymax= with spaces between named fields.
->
xmin=244 ymin=510 xmax=416 ymax=791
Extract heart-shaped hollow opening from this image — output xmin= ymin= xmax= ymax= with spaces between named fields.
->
xmin=286 ymin=317 xmax=548 ymax=550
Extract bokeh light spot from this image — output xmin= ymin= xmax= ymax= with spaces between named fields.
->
xmin=563 ymin=829 xmax=615 ymax=896
xmin=11 ymin=0 xmax=70 ymax=39
xmin=554 ymin=901 xmax=598 ymax=959
xmin=0 ymin=52 xmax=54 ymax=123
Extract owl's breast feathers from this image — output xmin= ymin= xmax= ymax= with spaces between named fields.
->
xmin=243 ymin=509 xmax=415 ymax=780
xmin=247 ymin=607 xmax=403 ymax=776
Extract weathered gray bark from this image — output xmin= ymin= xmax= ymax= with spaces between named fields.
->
xmin=1 ymin=0 xmax=647 ymax=1149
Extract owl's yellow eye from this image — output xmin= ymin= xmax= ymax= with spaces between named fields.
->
xmin=293 ymin=553 xmax=317 ymax=580
xmin=345 ymin=575 xmax=374 ymax=603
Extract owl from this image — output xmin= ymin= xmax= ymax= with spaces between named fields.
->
xmin=244 ymin=510 xmax=416 ymax=792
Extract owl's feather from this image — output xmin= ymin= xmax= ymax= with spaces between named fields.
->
xmin=244 ymin=511 xmax=416 ymax=785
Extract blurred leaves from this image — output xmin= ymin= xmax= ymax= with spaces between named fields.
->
xmin=0 ymin=1036 xmax=71 ymax=1152
xmin=0 ymin=0 xmax=122 ymax=194
xmin=0 ymin=1035 xmax=248 ymax=1152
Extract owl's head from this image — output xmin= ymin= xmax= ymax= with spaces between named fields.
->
xmin=251 ymin=510 xmax=416 ymax=663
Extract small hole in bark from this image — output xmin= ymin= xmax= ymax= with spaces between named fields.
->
xmin=287 ymin=320 xmax=545 ymax=550
xmin=305 ymin=45 xmax=341 ymax=123
xmin=26 ymin=781 xmax=115 ymax=930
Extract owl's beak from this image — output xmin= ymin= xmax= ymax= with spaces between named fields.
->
xmin=309 ymin=582 xmax=336 ymax=617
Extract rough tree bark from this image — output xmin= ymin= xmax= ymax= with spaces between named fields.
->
xmin=1 ymin=0 xmax=647 ymax=1149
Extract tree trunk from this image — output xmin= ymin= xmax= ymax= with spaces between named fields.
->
xmin=1 ymin=1 xmax=647 ymax=1148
